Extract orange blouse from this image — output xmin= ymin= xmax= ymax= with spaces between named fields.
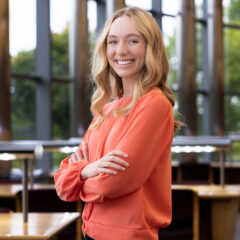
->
xmin=54 ymin=88 xmax=174 ymax=240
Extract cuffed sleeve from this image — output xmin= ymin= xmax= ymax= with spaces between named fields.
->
xmin=54 ymin=156 xmax=89 ymax=202
xmin=54 ymin=126 xmax=93 ymax=202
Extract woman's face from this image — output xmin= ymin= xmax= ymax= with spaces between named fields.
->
xmin=106 ymin=15 xmax=146 ymax=83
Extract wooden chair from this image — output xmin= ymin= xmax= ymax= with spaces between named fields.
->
xmin=0 ymin=197 xmax=18 ymax=212
xmin=178 ymin=162 xmax=212 ymax=184
xmin=172 ymin=165 xmax=178 ymax=184
xmin=213 ymin=167 xmax=240 ymax=184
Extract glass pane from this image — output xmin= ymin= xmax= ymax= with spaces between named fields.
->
xmin=162 ymin=0 xmax=178 ymax=15
xmin=52 ymin=152 xmax=70 ymax=172
xmin=50 ymin=0 xmax=73 ymax=79
xmin=173 ymin=92 xmax=180 ymax=137
xmin=197 ymin=94 xmax=204 ymax=135
xmin=223 ymin=0 xmax=240 ymax=24
xmin=52 ymin=82 xmax=70 ymax=140
xmin=51 ymin=30 xmax=69 ymax=79
xmin=9 ymin=0 xmax=36 ymax=74
xmin=162 ymin=16 xmax=177 ymax=89
xmin=88 ymin=0 xmax=97 ymax=32
xmin=88 ymin=0 xmax=97 ymax=61
xmin=232 ymin=142 xmax=240 ymax=161
xmin=11 ymin=50 xmax=35 ymax=74
xmin=225 ymin=95 xmax=240 ymax=134
xmin=11 ymin=78 xmax=36 ymax=139
xmin=196 ymin=23 xmax=204 ymax=88
xmin=224 ymin=28 xmax=240 ymax=91
xmin=173 ymin=92 xmax=183 ymax=137
xmin=50 ymin=0 xmax=73 ymax=34
xmin=173 ymin=92 xmax=179 ymax=111
xmin=195 ymin=0 xmax=203 ymax=19
xmin=125 ymin=0 xmax=152 ymax=10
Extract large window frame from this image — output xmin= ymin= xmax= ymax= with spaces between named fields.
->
xmin=5 ymin=0 xmax=239 ymax=172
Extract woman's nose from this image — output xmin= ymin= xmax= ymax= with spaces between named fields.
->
xmin=116 ymin=41 xmax=128 ymax=55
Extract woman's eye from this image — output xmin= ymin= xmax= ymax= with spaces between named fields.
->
xmin=129 ymin=40 xmax=138 ymax=44
xmin=108 ymin=40 xmax=117 ymax=44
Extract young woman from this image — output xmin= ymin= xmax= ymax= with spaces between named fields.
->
xmin=55 ymin=7 xmax=180 ymax=240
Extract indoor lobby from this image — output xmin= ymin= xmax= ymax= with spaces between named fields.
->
xmin=0 ymin=0 xmax=240 ymax=240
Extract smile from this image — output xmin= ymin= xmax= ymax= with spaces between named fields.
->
xmin=116 ymin=60 xmax=134 ymax=65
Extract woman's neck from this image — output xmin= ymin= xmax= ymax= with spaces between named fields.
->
xmin=121 ymin=78 xmax=135 ymax=98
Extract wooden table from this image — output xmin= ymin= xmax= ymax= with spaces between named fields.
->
xmin=0 ymin=140 xmax=83 ymax=239
xmin=0 ymin=184 xmax=83 ymax=240
xmin=0 ymin=140 xmax=82 ymax=222
xmin=0 ymin=212 xmax=80 ymax=239
xmin=0 ymin=184 xmax=56 ymax=197
xmin=0 ymin=142 xmax=44 ymax=222
xmin=0 ymin=184 xmax=56 ymax=212
xmin=172 ymin=184 xmax=240 ymax=240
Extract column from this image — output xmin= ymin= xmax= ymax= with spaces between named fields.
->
xmin=0 ymin=0 xmax=10 ymax=141
xmin=36 ymin=0 xmax=52 ymax=170
xmin=0 ymin=0 xmax=11 ymax=177
xmin=207 ymin=0 xmax=224 ymax=136
xmin=96 ymin=0 xmax=106 ymax=34
xmin=106 ymin=0 xmax=125 ymax=19
xmin=69 ymin=0 xmax=91 ymax=137
xmin=176 ymin=0 xmax=197 ymax=136
xmin=152 ymin=0 xmax=162 ymax=29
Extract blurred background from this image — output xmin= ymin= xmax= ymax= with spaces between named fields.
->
xmin=0 ymin=1 xmax=240 ymax=240
xmin=1 ymin=0 xmax=239 ymax=173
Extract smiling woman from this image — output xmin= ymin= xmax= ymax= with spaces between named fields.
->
xmin=55 ymin=6 xmax=180 ymax=240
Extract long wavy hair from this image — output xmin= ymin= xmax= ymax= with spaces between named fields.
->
xmin=91 ymin=7 xmax=181 ymax=131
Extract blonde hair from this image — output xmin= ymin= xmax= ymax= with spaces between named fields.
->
xmin=91 ymin=7 xmax=181 ymax=131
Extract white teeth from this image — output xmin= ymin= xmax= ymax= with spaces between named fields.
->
xmin=117 ymin=60 xmax=133 ymax=65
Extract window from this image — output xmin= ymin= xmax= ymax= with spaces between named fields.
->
xmin=10 ymin=0 xmax=36 ymax=140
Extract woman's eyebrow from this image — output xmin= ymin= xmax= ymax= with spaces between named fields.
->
xmin=107 ymin=34 xmax=117 ymax=39
xmin=126 ymin=33 xmax=142 ymax=38
xmin=107 ymin=33 xmax=142 ymax=39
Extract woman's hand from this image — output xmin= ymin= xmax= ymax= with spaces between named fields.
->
xmin=69 ymin=141 xmax=89 ymax=164
xmin=81 ymin=150 xmax=129 ymax=180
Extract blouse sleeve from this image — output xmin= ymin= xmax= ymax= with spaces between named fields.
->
xmin=54 ymin=128 xmax=91 ymax=202
xmin=80 ymin=93 xmax=174 ymax=203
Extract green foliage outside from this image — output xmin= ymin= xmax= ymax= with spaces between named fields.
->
xmin=11 ymin=50 xmax=35 ymax=139
xmin=11 ymin=27 xmax=71 ymax=169
xmin=52 ymin=27 xmax=70 ymax=79
xmin=165 ymin=32 xmax=177 ymax=88
xmin=224 ymin=0 xmax=240 ymax=160
xmin=51 ymin=27 xmax=70 ymax=140
xmin=228 ymin=0 xmax=240 ymax=24
xmin=11 ymin=27 xmax=70 ymax=140
xmin=224 ymin=0 xmax=240 ymax=138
